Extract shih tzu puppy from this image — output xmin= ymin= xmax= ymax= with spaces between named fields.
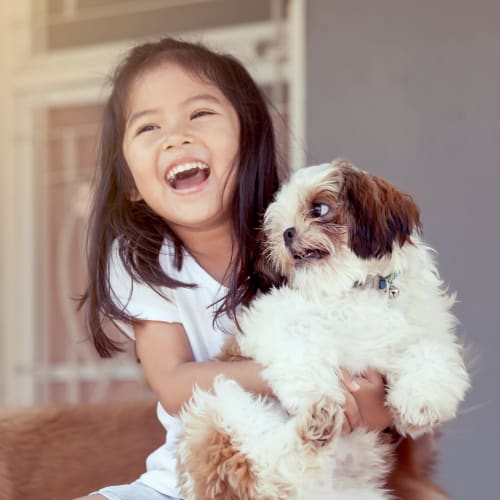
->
xmin=177 ymin=160 xmax=470 ymax=500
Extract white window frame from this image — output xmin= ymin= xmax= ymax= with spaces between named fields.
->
xmin=0 ymin=0 xmax=306 ymax=405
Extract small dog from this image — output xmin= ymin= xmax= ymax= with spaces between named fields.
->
xmin=177 ymin=160 xmax=470 ymax=500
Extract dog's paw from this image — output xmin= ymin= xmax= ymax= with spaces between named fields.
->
xmin=297 ymin=397 xmax=342 ymax=450
xmin=391 ymin=403 xmax=440 ymax=437
xmin=387 ymin=386 xmax=446 ymax=438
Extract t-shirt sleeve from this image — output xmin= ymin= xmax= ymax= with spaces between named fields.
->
xmin=109 ymin=241 xmax=181 ymax=339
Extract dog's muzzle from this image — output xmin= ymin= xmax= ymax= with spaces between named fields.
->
xmin=283 ymin=227 xmax=330 ymax=262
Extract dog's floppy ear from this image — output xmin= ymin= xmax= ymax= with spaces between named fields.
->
xmin=338 ymin=164 xmax=422 ymax=259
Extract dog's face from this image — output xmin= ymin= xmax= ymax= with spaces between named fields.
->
xmin=263 ymin=160 xmax=421 ymax=283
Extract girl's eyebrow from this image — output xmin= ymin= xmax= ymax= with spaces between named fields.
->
xmin=127 ymin=108 xmax=160 ymax=129
xmin=182 ymin=93 xmax=221 ymax=106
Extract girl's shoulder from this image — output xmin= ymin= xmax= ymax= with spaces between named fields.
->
xmin=108 ymin=238 xmax=180 ymax=339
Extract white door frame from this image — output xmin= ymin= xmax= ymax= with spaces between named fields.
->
xmin=0 ymin=0 xmax=306 ymax=405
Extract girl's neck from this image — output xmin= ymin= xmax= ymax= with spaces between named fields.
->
xmin=176 ymin=223 xmax=236 ymax=286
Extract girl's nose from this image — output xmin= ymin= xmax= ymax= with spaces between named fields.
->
xmin=162 ymin=131 xmax=193 ymax=151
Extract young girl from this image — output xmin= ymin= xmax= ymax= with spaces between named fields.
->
xmin=76 ymin=37 xmax=394 ymax=500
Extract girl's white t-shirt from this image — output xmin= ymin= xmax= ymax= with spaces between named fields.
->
xmin=109 ymin=238 xmax=232 ymax=498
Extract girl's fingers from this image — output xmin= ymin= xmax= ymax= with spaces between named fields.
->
xmin=340 ymin=367 xmax=392 ymax=433
xmin=353 ymin=370 xmax=392 ymax=431
xmin=340 ymin=367 xmax=363 ymax=434
xmin=340 ymin=367 xmax=361 ymax=392
xmin=341 ymin=383 xmax=363 ymax=433
xmin=358 ymin=367 xmax=384 ymax=384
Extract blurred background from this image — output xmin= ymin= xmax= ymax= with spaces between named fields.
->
xmin=0 ymin=1 xmax=498 ymax=498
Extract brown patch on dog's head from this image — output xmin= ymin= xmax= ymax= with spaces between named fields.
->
xmin=335 ymin=160 xmax=422 ymax=259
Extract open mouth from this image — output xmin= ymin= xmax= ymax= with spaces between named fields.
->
xmin=166 ymin=162 xmax=210 ymax=190
xmin=292 ymin=249 xmax=330 ymax=263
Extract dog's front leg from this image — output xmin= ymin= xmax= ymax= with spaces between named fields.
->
xmin=236 ymin=288 xmax=346 ymax=449
xmin=385 ymin=337 xmax=469 ymax=438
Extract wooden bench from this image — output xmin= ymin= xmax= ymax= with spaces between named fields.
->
xmin=0 ymin=400 xmax=163 ymax=500
xmin=0 ymin=400 xmax=449 ymax=500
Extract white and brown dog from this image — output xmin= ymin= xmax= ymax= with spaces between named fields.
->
xmin=177 ymin=160 xmax=470 ymax=500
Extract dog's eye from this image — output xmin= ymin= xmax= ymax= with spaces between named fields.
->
xmin=311 ymin=203 xmax=330 ymax=218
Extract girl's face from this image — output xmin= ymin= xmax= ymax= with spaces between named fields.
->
xmin=122 ymin=62 xmax=240 ymax=235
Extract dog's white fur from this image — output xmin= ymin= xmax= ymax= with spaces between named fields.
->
xmin=177 ymin=160 xmax=470 ymax=500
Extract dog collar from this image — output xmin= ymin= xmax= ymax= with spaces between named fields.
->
xmin=354 ymin=272 xmax=400 ymax=298
xmin=379 ymin=272 xmax=400 ymax=298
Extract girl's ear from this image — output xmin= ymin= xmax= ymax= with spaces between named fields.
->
xmin=339 ymin=165 xmax=422 ymax=259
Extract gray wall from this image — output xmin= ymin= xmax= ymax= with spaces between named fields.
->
xmin=306 ymin=1 xmax=500 ymax=498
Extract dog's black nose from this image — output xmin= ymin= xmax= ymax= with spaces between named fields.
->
xmin=283 ymin=227 xmax=296 ymax=247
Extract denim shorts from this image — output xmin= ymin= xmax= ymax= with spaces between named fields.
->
xmin=91 ymin=480 xmax=179 ymax=500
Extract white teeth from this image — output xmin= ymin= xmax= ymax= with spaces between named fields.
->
xmin=166 ymin=162 xmax=209 ymax=183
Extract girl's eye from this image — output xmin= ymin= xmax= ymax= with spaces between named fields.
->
xmin=311 ymin=202 xmax=331 ymax=218
xmin=191 ymin=110 xmax=214 ymax=120
xmin=137 ymin=124 xmax=158 ymax=135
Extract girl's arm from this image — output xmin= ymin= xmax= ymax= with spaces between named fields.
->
xmin=135 ymin=319 xmax=392 ymax=432
xmin=135 ymin=320 xmax=272 ymax=415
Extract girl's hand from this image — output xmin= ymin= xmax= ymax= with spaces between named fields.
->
xmin=340 ymin=368 xmax=392 ymax=434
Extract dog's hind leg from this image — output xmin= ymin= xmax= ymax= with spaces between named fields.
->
xmin=177 ymin=378 xmax=260 ymax=499
xmin=178 ymin=376 xmax=297 ymax=499
xmin=178 ymin=421 xmax=257 ymax=499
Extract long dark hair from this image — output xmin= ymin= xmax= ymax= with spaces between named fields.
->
xmin=80 ymin=37 xmax=281 ymax=357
